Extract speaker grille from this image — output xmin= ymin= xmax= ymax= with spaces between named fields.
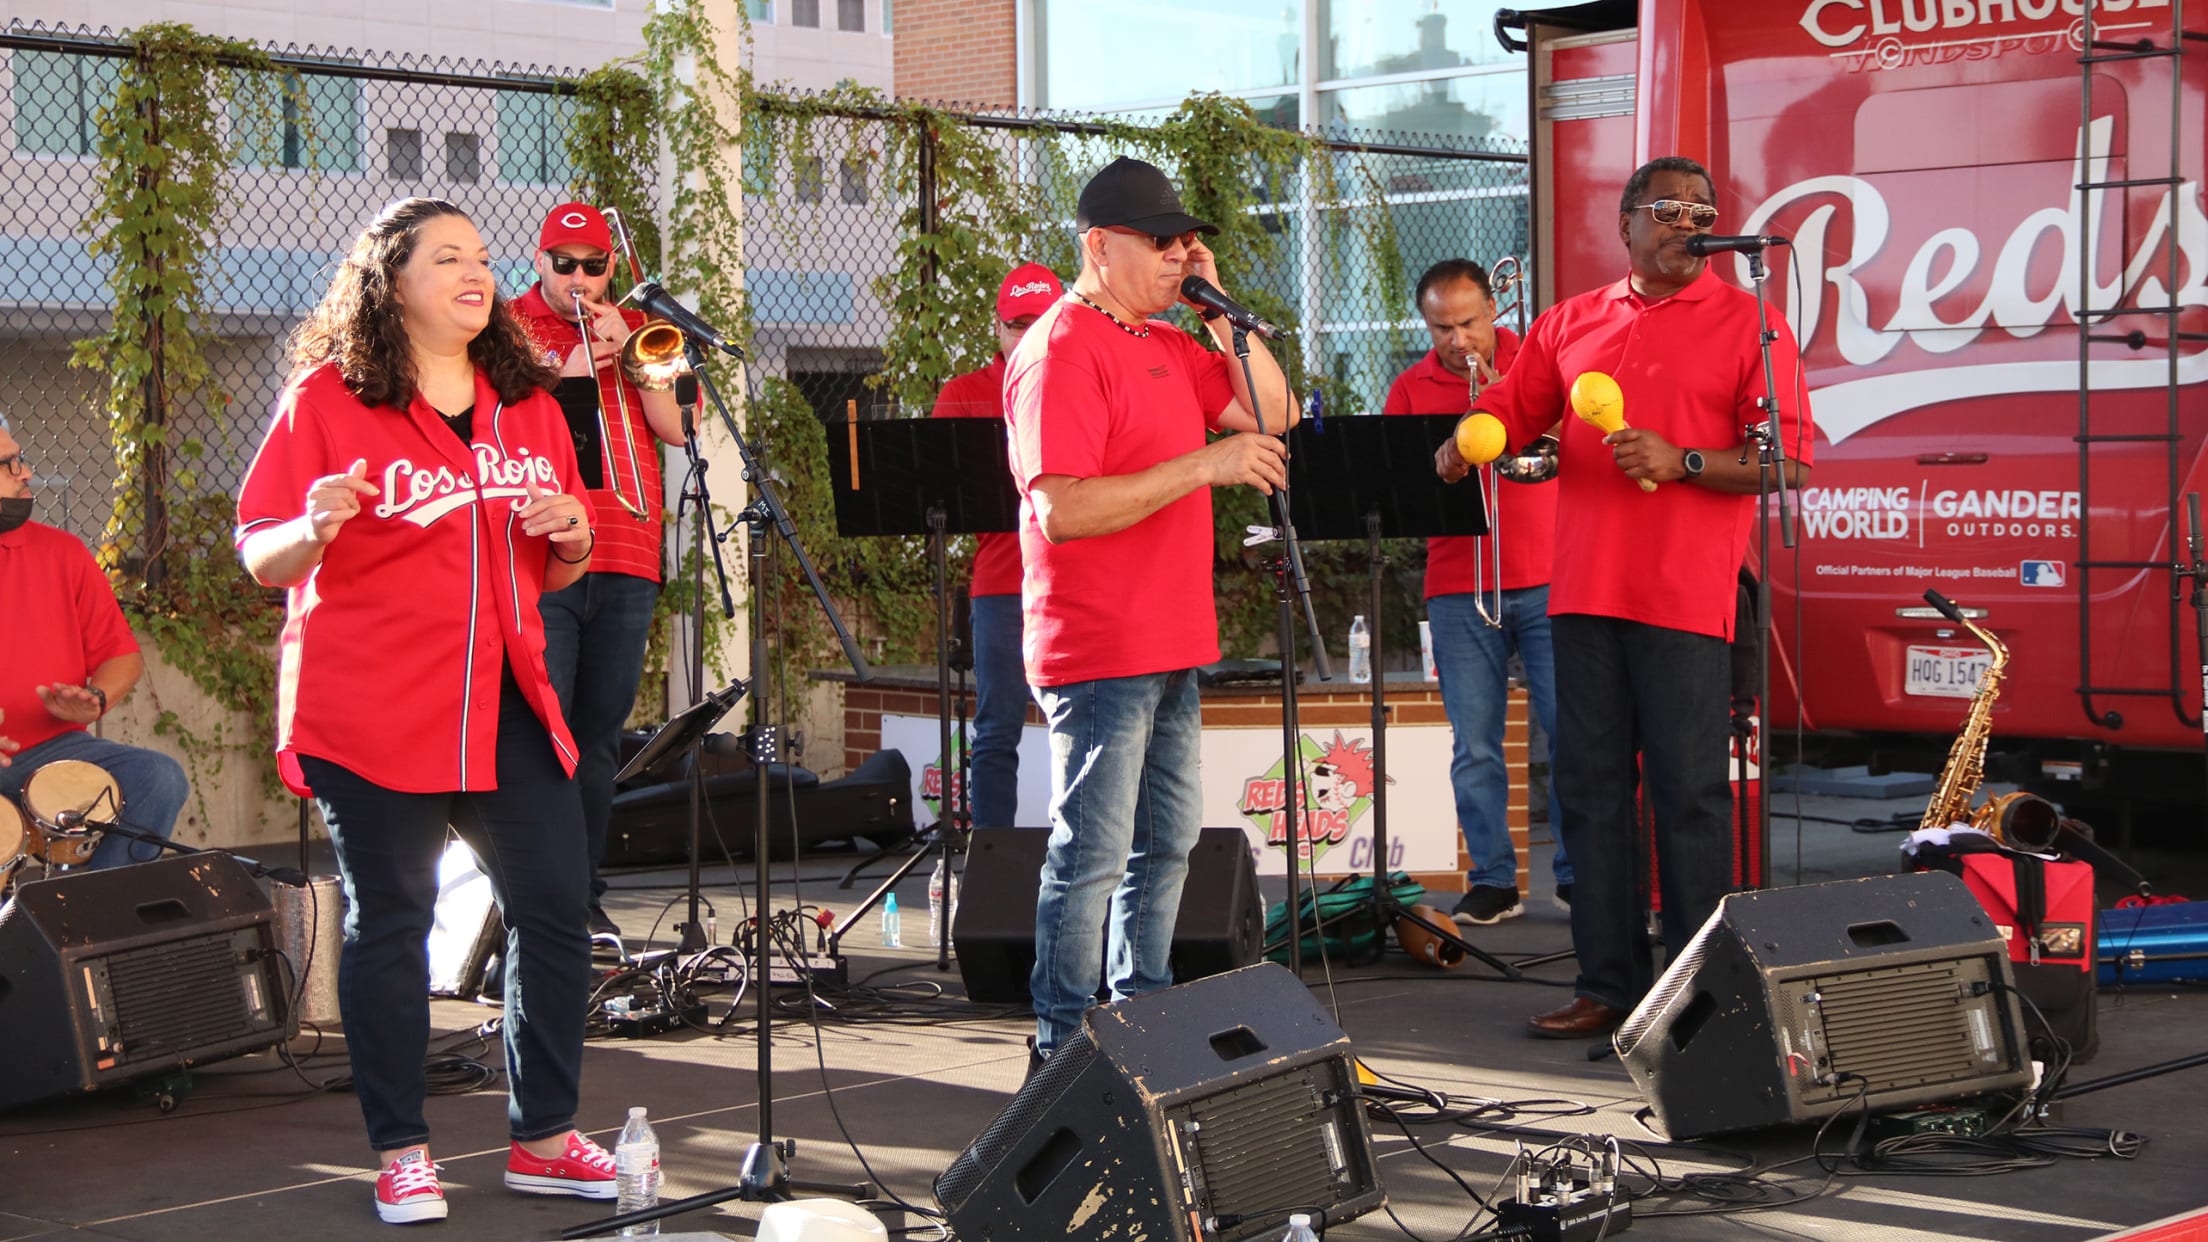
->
xmin=1798 ymin=960 xmax=2000 ymax=1102
xmin=1181 ymin=1063 xmax=1349 ymax=1219
xmin=933 ymin=1030 xmax=1099 ymax=1211
xmin=99 ymin=930 xmax=277 ymax=1067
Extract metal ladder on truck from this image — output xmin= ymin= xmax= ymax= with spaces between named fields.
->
xmin=2072 ymin=0 xmax=2207 ymax=802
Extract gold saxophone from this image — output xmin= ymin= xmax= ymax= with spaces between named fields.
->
xmin=1920 ymin=592 xmax=2061 ymax=850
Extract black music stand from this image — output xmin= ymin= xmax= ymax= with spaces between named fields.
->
xmin=1287 ymin=413 xmax=1527 ymax=982
xmin=825 ymin=415 xmax=1022 ymax=973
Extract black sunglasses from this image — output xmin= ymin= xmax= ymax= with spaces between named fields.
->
xmin=1106 ymin=226 xmax=1200 ymax=252
xmin=547 ymin=253 xmax=611 ymax=277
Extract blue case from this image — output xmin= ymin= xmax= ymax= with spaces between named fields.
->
xmin=2097 ymin=901 xmax=2208 ymax=986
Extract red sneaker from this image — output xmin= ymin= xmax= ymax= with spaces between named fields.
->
xmin=504 ymin=1131 xmax=618 ymax=1199
xmin=374 ymin=1149 xmax=447 ymax=1224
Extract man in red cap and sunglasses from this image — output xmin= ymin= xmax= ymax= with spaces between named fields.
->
xmin=1004 ymin=156 xmax=1295 ymax=1068
xmin=929 ymin=262 xmax=1063 ymax=832
xmin=512 ymin=201 xmax=687 ymax=946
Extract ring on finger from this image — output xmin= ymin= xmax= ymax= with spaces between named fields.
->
xmin=566 ymin=515 xmax=580 ymax=527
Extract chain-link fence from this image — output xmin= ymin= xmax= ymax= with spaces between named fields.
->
xmin=2 ymin=24 xmax=1530 ymax=594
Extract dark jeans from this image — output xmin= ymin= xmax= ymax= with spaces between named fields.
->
xmin=968 ymin=593 xmax=1031 ymax=828
xmin=540 ymin=572 xmax=659 ymax=909
xmin=1551 ymin=614 xmax=1733 ymax=1012
xmin=301 ymin=675 xmax=591 ymax=1152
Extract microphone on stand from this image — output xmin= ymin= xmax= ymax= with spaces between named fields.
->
xmin=1686 ymin=233 xmax=1790 ymax=257
xmin=627 ymin=281 xmax=747 ymax=359
xmin=1179 ymin=276 xmax=1289 ymax=341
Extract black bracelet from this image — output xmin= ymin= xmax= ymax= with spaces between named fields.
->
xmin=552 ymin=532 xmax=595 ymax=565
xmin=87 ymin=685 xmax=108 ymax=717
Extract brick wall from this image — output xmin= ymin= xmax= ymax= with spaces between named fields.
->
xmin=892 ymin=0 xmax=1018 ymax=106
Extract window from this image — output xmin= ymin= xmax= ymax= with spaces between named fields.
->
xmin=10 ymin=49 xmax=121 ymax=157
xmin=236 ymin=71 xmax=363 ymax=172
xmin=1036 ymin=0 xmax=1299 ymax=110
xmin=838 ymin=0 xmax=864 ymax=31
xmin=792 ymin=0 xmax=820 ymax=26
xmin=793 ymin=155 xmax=825 ymax=203
xmin=495 ymin=86 xmax=579 ymax=185
xmin=445 ymin=132 xmax=482 ymax=182
xmin=838 ymin=156 xmax=868 ymax=204
xmin=745 ymin=0 xmax=774 ymax=19
xmin=881 ymin=0 xmax=892 ymax=34
xmin=386 ymin=127 xmax=424 ymax=179
xmin=1322 ymin=0 xmax=1513 ymax=80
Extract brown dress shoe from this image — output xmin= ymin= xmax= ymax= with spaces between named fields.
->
xmin=1526 ymin=996 xmax=1625 ymax=1039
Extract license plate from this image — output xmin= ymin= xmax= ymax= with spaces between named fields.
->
xmin=1906 ymin=645 xmax=1992 ymax=699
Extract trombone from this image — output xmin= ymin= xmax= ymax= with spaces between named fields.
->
xmin=1464 ymin=254 xmax=1531 ymax=630
xmin=574 ymin=206 xmax=689 ymax=519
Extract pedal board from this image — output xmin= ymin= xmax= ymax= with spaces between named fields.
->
xmin=1494 ymin=1141 xmax=1631 ymax=1242
xmin=605 ymin=998 xmax=708 ymax=1037
xmin=766 ymin=958 xmax=849 ymax=990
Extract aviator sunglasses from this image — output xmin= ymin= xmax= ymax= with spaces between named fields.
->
xmin=1630 ymin=199 xmax=1719 ymax=228
xmin=547 ymin=253 xmax=611 ymax=276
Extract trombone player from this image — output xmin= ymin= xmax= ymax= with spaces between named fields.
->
xmin=1386 ymin=258 xmax=1569 ymax=928
xmin=514 ymin=201 xmax=686 ymax=944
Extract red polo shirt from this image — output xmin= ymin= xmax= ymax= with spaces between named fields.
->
xmin=236 ymin=363 xmax=593 ymax=794
xmin=512 ymin=285 xmax=665 ymax=584
xmin=930 ymin=353 xmax=1023 ymax=599
xmin=1005 ymin=299 xmax=1236 ymax=686
xmin=0 ymin=521 xmax=139 ymax=753
xmin=1475 ymin=266 xmax=1815 ymax=639
xmin=1381 ymin=330 xmax=1557 ymax=596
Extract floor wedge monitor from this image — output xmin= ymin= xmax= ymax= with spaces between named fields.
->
xmin=1617 ymin=871 xmax=2033 ymax=1140
xmin=0 ymin=854 xmax=292 ymax=1112
xmin=936 ymin=962 xmax=1384 ymax=1241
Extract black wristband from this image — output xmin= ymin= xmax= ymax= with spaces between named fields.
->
xmin=553 ymin=532 xmax=596 ymax=565
xmin=87 ymin=685 xmax=108 ymax=717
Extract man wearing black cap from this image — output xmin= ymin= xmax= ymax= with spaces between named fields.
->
xmin=1004 ymin=156 xmax=1294 ymax=1063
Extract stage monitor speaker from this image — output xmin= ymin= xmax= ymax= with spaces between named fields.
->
xmin=1617 ymin=871 xmax=2033 ymax=1140
xmin=953 ymin=826 xmax=1262 ymax=1004
xmin=0 ymin=854 xmax=293 ymax=1112
xmin=935 ymin=962 xmax=1384 ymax=1241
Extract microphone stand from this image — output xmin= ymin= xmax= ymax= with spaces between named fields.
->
xmin=571 ymin=336 xmax=873 ymax=1239
xmin=1232 ymin=323 xmax=1331 ymax=980
xmin=1739 ymin=249 xmax=1796 ymax=890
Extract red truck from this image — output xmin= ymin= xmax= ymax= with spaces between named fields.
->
xmin=1503 ymin=0 xmax=2208 ymax=817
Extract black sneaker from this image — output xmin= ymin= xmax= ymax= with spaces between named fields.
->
xmin=1552 ymin=884 xmax=1573 ymax=912
xmin=587 ymin=906 xmax=622 ymax=938
xmin=1451 ymin=885 xmax=1524 ymax=926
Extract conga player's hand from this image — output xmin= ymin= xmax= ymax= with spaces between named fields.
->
xmin=34 ymin=683 xmax=103 ymax=726
xmin=0 ymin=707 xmax=17 ymax=767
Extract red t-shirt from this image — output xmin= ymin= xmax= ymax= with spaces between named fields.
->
xmin=1475 ymin=266 xmax=1815 ymax=639
xmin=235 ymin=363 xmax=593 ymax=794
xmin=0 ymin=521 xmax=139 ymax=753
xmin=1381 ymin=331 xmax=1558 ymax=596
xmin=930 ymin=353 xmax=1023 ymax=599
xmin=1005 ymin=299 xmax=1236 ymax=686
xmin=512 ymin=285 xmax=665 ymax=584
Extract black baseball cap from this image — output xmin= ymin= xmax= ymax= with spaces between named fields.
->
xmin=1075 ymin=156 xmax=1218 ymax=238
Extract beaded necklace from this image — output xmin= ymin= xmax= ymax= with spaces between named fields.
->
xmin=1071 ymin=290 xmax=1149 ymax=339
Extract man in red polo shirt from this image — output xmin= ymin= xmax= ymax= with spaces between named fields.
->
xmin=0 ymin=417 xmax=188 ymax=871
xmin=930 ymin=262 xmax=1062 ymax=829
xmin=1383 ymin=259 xmax=1569 ymax=927
xmin=512 ymin=202 xmax=686 ymax=942
xmin=1006 ymin=157 xmax=1293 ymax=1064
xmin=1446 ymin=157 xmax=1814 ymax=1038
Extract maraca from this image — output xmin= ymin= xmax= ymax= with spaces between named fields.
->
xmin=1454 ymin=412 xmax=1508 ymax=465
xmin=1569 ymin=370 xmax=1658 ymax=493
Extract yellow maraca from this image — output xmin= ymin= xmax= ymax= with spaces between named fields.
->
xmin=1569 ymin=370 xmax=1658 ymax=493
xmin=1453 ymin=412 xmax=1508 ymax=465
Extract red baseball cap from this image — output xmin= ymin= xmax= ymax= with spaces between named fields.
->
xmin=996 ymin=263 xmax=1063 ymax=322
xmin=538 ymin=202 xmax=613 ymax=253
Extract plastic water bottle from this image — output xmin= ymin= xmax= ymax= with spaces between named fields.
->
xmin=928 ymin=858 xmax=948 ymax=945
xmin=1280 ymin=1213 xmax=1320 ymax=1241
xmin=614 ymin=1106 xmax=661 ymax=1236
xmin=882 ymin=893 xmax=903 ymax=947
xmin=1348 ymin=615 xmax=1372 ymax=684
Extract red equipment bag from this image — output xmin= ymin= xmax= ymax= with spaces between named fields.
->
xmin=1922 ymin=846 xmax=2097 ymax=1064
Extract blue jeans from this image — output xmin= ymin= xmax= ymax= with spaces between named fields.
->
xmin=300 ymin=673 xmax=591 ymax=1152
xmin=1550 ymin=614 xmax=1733 ymax=1012
xmin=0 ymin=729 xmax=187 ymax=871
xmin=1428 ymin=589 xmax=1571 ymax=892
xmin=968 ymin=593 xmax=1031 ymax=828
xmin=540 ymin=572 xmax=659 ymax=908
xmin=1030 ymin=670 xmax=1203 ymax=1055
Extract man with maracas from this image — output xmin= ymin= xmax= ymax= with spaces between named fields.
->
xmin=1438 ymin=156 xmax=1815 ymax=1040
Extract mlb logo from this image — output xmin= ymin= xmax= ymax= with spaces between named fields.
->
xmin=2021 ymin=560 xmax=2066 ymax=587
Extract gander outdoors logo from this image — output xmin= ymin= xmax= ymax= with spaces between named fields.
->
xmin=1239 ymin=732 xmax=1387 ymax=863
xmin=920 ymin=733 xmax=967 ymax=822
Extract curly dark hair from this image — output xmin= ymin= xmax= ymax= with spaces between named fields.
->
xmin=1620 ymin=156 xmax=1716 ymax=216
xmin=290 ymin=197 xmax=557 ymax=410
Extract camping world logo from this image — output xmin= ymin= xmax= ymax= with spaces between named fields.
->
xmin=1238 ymin=732 xmax=1388 ymax=863
xmin=919 ymin=732 xmax=968 ymax=822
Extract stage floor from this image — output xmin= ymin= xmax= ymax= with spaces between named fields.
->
xmin=5 ymin=796 xmax=2206 ymax=1242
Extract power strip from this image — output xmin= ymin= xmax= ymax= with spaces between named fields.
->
xmin=766 ymin=958 xmax=849 ymax=990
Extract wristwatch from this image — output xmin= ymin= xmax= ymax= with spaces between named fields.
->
xmin=1681 ymin=448 xmax=1706 ymax=480
xmin=87 ymin=685 xmax=108 ymax=717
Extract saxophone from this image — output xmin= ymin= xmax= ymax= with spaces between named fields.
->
xmin=1919 ymin=591 xmax=2061 ymax=849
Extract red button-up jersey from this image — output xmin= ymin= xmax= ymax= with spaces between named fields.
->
xmin=236 ymin=363 xmax=593 ymax=794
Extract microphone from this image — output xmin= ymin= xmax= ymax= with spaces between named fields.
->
xmin=1685 ymin=233 xmax=1790 ymax=257
xmin=56 ymin=809 xmax=85 ymax=831
xmin=1178 ymin=276 xmax=1289 ymax=341
xmin=628 ymin=281 xmax=747 ymax=359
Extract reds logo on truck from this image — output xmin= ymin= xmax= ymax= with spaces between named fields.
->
xmin=1510 ymin=0 xmax=2206 ymax=806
